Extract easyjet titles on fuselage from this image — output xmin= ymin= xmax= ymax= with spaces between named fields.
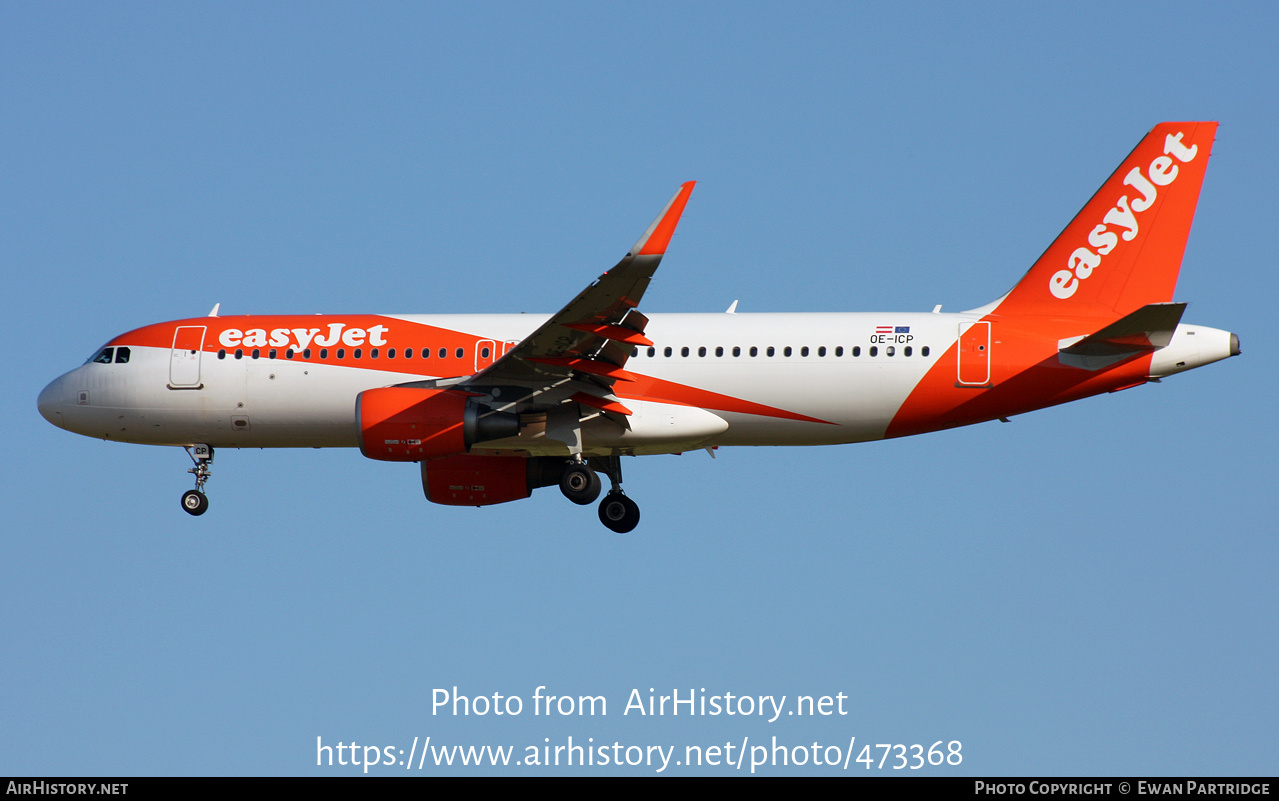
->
xmin=218 ymin=323 xmax=391 ymax=352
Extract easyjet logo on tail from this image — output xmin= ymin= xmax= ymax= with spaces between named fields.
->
xmin=1049 ymin=132 xmax=1199 ymax=299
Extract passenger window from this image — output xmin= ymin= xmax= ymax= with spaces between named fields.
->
xmin=904 ymin=346 xmax=912 ymax=356
xmin=750 ymin=346 xmax=758 ymax=357
xmin=886 ymin=346 xmax=895 ymax=356
xmin=817 ymin=346 xmax=825 ymax=357
xmin=922 ymin=346 xmax=930 ymax=357
xmin=337 ymin=348 xmax=345 ymax=359
xmin=647 ymin=347 xmax=656 ymax=357
xmin=870 ymin=346 xmax=878 ymax=357
xmin=698 ymin=347 xmax=706 ymax=357
xmin=303 ymin=349 xmax=312 ymax=359
xmin=631 ymin=347 xmax=638 ymax=357
xmin=835 ymin=346 xmax=843 ymax=356
xmin=852 ymin=346 xmax=861 ymax=357
xmin=404 ymin=348 xmax=413 ymax=359
xmin=371 ymin=348 xmax=379 ymax=359
xmin=439 ymin=348 xmax=447 ymax=359
xmin=664 ymin=347 xmax=672 ymax=357
xmin=218 ymin=349 xmax=227 ymax=360
xmin=268 ymin=349 xmax=277 ymax=359
xmin=766 ymin=347 xmax=775 ymax=357
xmin=732 ymin=346 xmax=740 ymax=357
xmin=715 ymin=346 xmax=724 ymax=357
xmin=455 ymin=348 xmax=463 ymax=359
xmin=784 ymin=346 xmax=792 ymax=357
xmin=114 ymin=347 xmax=131 ymax=364
xmin=801 ymin=346 xmax=809 ymax=357
xmin=92 ymin=348 xmax=114 ymax=364
xmin=681 ymin=347 xmax=689 ymax=357
xmin=319 ymin=348 xmax=328 ymax=359
xmin=235 ymin=349 xmax=244 ymax=359
xmin=388 ymin=348 xmax=396 ymax=358
xmin=285 ymin=349 xmax=294 ymax=359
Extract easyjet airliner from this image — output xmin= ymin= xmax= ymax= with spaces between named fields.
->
xmin=38 ymin=122 xmax=1238 ymax=532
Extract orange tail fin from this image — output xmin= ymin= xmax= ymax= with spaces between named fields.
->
xmin=995 ymin=122 xmax=1217 ymax=320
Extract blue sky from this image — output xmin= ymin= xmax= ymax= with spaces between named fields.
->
xmin=3 ymin=2 xmax=1275 ymax=776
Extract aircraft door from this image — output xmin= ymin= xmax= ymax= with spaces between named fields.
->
xmin=169 ymin=326 xmax=206 ymax=389
xmin=957 ymin=321 xmax=991 ymax=386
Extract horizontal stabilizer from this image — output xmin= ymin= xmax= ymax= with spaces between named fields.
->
xmin=1059 ymin=302 xmax=1186 ymax=359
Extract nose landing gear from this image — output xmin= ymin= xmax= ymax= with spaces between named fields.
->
xmin=181 ymin=444 xmax=213 ymax=516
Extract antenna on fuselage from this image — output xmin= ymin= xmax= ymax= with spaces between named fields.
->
xmin=208 ymin=303 xmax=220 ymax=317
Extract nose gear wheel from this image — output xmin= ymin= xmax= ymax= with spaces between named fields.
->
xmin=181 ymin=445 xmax=214 ymax=517
xmin=181 ymin=489 xmax=209 ymax=516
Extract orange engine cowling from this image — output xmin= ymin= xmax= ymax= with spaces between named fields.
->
xmin=422 ymin=454 xmax=565 ymax=506
xmin=421 ymin=454 xmax=534 ymax=506
xmin=356 ymin=387 xmax=519 ymax=462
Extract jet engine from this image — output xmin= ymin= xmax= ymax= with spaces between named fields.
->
xmin=356 ymin=387 xmax=519 ymax=462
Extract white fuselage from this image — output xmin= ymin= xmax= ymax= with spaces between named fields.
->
xmin=38 ymin=312 xmax=957 ymax=452
xmin=36 ymin=310 xmax=1238 ymax=457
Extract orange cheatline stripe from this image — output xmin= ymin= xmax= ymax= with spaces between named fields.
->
xmin=618 ymin=374 xmax=834 ymax=425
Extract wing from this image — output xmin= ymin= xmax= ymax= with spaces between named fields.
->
xmin=455 ymin=182 xmax=696 ymax=417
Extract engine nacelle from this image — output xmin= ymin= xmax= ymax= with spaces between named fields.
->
xmin=356 ymin=387 xmax=519 ymax=461
xmin=422 ymin=454 xmax=564 ymax=506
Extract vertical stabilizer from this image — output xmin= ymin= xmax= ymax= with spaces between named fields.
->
xmin=994 ymin=122 xmax=1216 ymax=320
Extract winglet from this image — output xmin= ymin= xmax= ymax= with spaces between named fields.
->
xmin=631 ymin=181 xmax=696 ymax=256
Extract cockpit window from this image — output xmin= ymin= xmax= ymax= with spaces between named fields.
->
xmin=91 ymin=347 xmax=114 ymax=364
xmin=114 ymin=347 xmax=131 ymax=364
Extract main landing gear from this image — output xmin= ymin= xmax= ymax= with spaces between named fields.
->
xmin=181 ymin=444 xmax=213 ymax=516
xmin=559 ymin=461 xmax=602 ymax=505
xmin=598 ymin=492 xmax=640 ymax=534
xmin=556 ymin=454 xmax=640 ymax=534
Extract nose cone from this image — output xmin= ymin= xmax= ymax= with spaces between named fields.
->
xmin=38 ymin=375 xmax=66 ymax=429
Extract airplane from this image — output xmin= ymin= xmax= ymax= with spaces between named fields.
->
xmin=37 ymin=122 xmax=1238 ymax=533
